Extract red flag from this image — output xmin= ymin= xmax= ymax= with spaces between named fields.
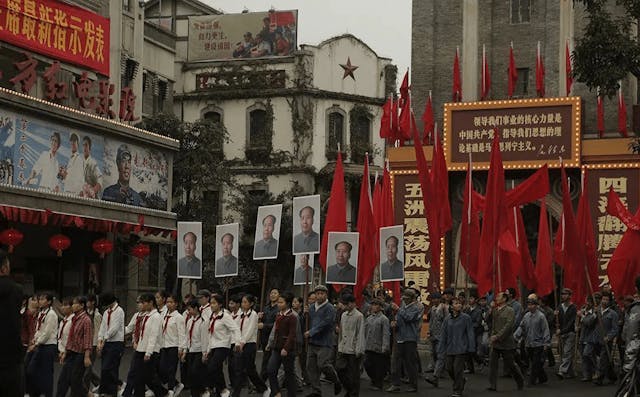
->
xmin=379 ymin=96 xmax=393 ymax=139
xmin=398 ymin=94 xmax=412 ymax=141
xmin=618 ymin=83 xmax=628 ymax=137
xmin=354 ymin=155 xmax=377 ymax=305
xmin=453 ymin=47 xmax=462 ymax=102
xmin=431 ymin=126 xmax=452 ymax=233
xmin=597 ymin=89 xmax=605 ymax=138
xmin=380 ymin=163 xmax=401 ymax=304
xmin=536 ymin=41 xmax=545 ymax=98
xmin=535 ymin=198 xmax=555 ymax=297
xmin=399 ymin=70 xmax=410 ymax=107
xmin=411 ymin=111 xmax=441 ymax=290
xmin=508 ymin=44 xmax=518 ymax=98
xmin=514 ymin=206 xmax=536 ymax=290
xmin=606 ymin=188 xmax=640 ymax=297
xmin=565 ymin=41 xmax=573 ymax=96
xmin=498 ymin=210 xmax=522 ymax=293
xmin=391 ymin=99 xmax=400 ymax=141
xmin=320 ymin=151 xmax=347 ymax=278
xmin=481 ymin=44 xmax=491 ymax=101
xmin=422 ymin=91 xmax=434 ymax=145
xmin=576 ymin=170 xmax=600 ymax=297
xmin=372 ymin=174 xmax=383 ymax=230
xmin=505 ymin=164 xmax=549 ymax=208
xmin=460 ymin=157 xmax=480 ymax=282
xmin=477 ymin=133 xmax=508 ymax=295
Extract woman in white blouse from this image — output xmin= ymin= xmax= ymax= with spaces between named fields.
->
xmin=203 ymin=294 xmax=241 ymax=397
xmin=183 ymin=299 xmax=208 ymax=397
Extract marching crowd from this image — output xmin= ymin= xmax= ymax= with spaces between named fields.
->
xmin=2 ymin=249 xmax=640 ymax=397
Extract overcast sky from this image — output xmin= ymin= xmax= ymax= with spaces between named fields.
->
xmin=202 ymin=0 xmax=412 ymax=74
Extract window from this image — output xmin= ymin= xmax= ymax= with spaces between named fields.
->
xmin=203 ymin=110 xmax=224 ymax=158
xmin=350 ymin=112 xmax=371 ymax=163
xmin=248 ymin=108 xmax=270 ymax=149
xmin=326 ymin=108 xmax=345 ymax=160
xmin=514 ymin=67 xmax=530 ymax=97
xmin=204 ymin=111 xmax=222 ymax=125
xmin=510 ymin=0 xmax=531 ymax=24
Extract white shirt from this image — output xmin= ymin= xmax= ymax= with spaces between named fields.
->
xmin=206 ymin=309 xmax=241 ymax=350
xmin=125 ymin=312 xmax=141 ymax=335
xmin=239 ymin=309 xmax=258 ymax=344
xmin=64 ymin=151 xmax=84 ymax=194
xmin=31 ymin=150 xmax=60 ymax=191
xmin=57 ymin=313 xmax=74 ymax=353
xmin=34 ymin=307 xmax=58 ymax=346
xmin=185 ymin=316 xmax=208 ymax=353
xmin=88 ymin=309 xmax=102 ymax=346
xmin=162 ymin=310 xmax=186 ymax=350
xmin=200 ymin=304 xmax=212 ymax=323
xmin=98 ymin=303 xmax=125 ymax=342
xmin=136 ymin=311 xmax=162 ymax=355
xmin=158 ymin=305 xmax=168 ymax=318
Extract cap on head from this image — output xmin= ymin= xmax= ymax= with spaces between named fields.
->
xmin=561 ymin=288 xmax=572 ymax=295
xmin=443 ymin=287 xmax=454 ymax=295
xmin=429 ymin=292 xmax=442 ymax=299
xmin=116 ymin=144 xmax=132 ymax=164
xmin=402 ymin=288 xmax=417 ymax=300
xmin=314 ymin=285 xmax=328 ymax=293
xmin=197 ymin=289 xmax=211 ymax=298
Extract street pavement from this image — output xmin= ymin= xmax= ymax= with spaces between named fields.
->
xmin=49 ymin=348 xmax=617 ymax=397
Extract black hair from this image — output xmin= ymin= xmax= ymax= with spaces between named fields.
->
xmin=61 ymin=296 xmax=74 ymax=306
xmin=280 ymin=291 xmax=293 ymax=306
xmin=99 ymin=292 xmax=117 ymax=307
xmin=229 ymin=294 xmax=242 ymax=304
xmin=39 ymin=291 xmax=55 ymax=304
xmin=221 ymin=233 xmax=234 ymax=243
xmin=211 ymin=294 xmax=225 ymax=306
xmin=83 ymin=136 xmax=92 ymax=149
xmin=334 ymin=241 xmax=352 ymax=251
xmin=243 ymin=294 xmax=256 ymax=306
xmin=156 ymin=290 xmax=168 ymax=300
xmin=187 ymin=299 xmax=200 ymax=312
xmin=307 ymin=291 xmax=316 ymax=298
xmin=167 ymin=294 xmax=179 ymax=303
xmin=341 ymin=294 xmax=356 ymax=304
xmin=262 ymin=214 xmax=277 ymax=226
xmin=74 ymin=295 xmax=88 ymax=310
xmin=87 ymin=294 xmax=98 ymax=303
xmin=299 ymin=206 xmax=315 ymax=217
xmin=183 ymin=231 xmax=197 ymax=243
xmin=293 ymin=296 xmax=304 ymax=305
xmin=385 ymin=235 xmax=399 ymax=247
xmin=140 ymin=293 xmax=156 ymax=306
xmin=270 ymin=287 xmax=280 ymax=295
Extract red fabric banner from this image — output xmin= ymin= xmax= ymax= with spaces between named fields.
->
xmin=606 ymin=188 xmax=640 ymax=297
xmin=354 ymin=156 xmax=376 ymax=305
xmin=535 ymin=198 xmax=554 ymax=297
xmin=0 ymin=0 xmax=110 ymax=75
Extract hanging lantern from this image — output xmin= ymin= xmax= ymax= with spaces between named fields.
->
xmin=48 ymin=234 xmax=71 ymax=257
xmin=0 ymin=228 xmax=24 ymax=253
xmin=131 ymin=243 xmax=150 ymax=263
xmin=92 ymin=238 xmax=114 ymax=259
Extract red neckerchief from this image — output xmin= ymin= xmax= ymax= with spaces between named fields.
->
xmin=240 ymin=309 xmax=252 ymax=332
xmin=163 ymin=313 xmax=172 ymax=334
xmin=58 ymin=316 xmax=70 ymax=340
xmin=275 ymin=309 xmax=292 ymax=333
xmin=139 ymin=313 xmax=151 ymax=340
xmin=37 ymin=308 xmax=50 ymax=331
xmin=107 ymin=305 xmax=115 ymax=328
xmin=188 ymin=316 xmax=201 ymax=346
xmin=184 ymin=312 xmax=192 ymax=327
xmin=69 ymin=310 xmax=87 ymax=340
xmin=133 ymin=313 xmax=144 ymax=344
xmin=209 ymin=311 xmax=223 ymax=334
xmin=200 ymin=303 xmax=210 ymax=312
xmin=232 ymin=310 xmax=239 ymax=320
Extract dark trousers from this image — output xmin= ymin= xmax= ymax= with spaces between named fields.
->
xmin=207 ymin=347 xmax=230 ymax=393
xmin=298 ymin=344 xmax=309 ymax=383
xmin=546 ymin=345 xmax=555 ymax=366
xmin=180 ymin=356 xmax=190 ymax=389
xmin=133 ymin=352 xmax=167 ymax=397
xmin=489 ymin=348 xmax=524 ymax=390
xmin=159 ymin=346 xmax=180 ymax=389
xmin=89 ymin=347 xmax=101 ymax=386
xmin=122 ymin=352 xmax=139 ymax=397
xmin=26 ymin=344 xmax=57 ymax=397
xmin=232 ymin=342 xmax=267 ymax=397
xmin=306 ymin=344 xmax=339 ymax=395
xmin=598 ymin=341 xmax=616 ymax=381
xmin=336 ymin=353 xmax=362 ymax=397
xmin=100 ymin=341 xmax=124 ymax=395
xmin=526 ymin=346 xmax=547 ymax=385
xmin=267 ymin=349 xmax=296 ymax=397
xmin=187 ymin=352 xmax=206 ymax=397
xmin=364 ymin=351 xmax=387 ymax=389
xmin=0 ymin=362 xmax=24 ymax=397
xmin=392 ymin=341 xmax=417 ymax=388
xmin=58 ymin=351 xmax=90 ymax=397
xmin=446 ymin=354 xmax=466 ymax=394
xmin=260 ymin=342 xmax=273 ymax=381
xmin=582 ymin=342 xmax=600 ymax=379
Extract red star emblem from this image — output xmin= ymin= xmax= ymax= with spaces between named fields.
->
xmin=340 ymin=57 xmax=359 ymax=81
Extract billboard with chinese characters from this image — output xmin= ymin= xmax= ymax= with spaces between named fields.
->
xmin=0 ymin=0 xmax=110 ymax=76
xmin=0 ymin=109 xmax=170 ymax=210
xmin=392 ymin=172 xmax=444 ymax=302
xmin=444 ymin=97 xmax=581 ymax=170
xmin=586 ymin=166 xmax=640 ymax=286
xmin=188 ymin=10 xmax=298 ymax=62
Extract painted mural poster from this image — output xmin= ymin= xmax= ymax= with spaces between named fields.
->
xmin=0 ymin=109 xmax=170 ymax=211
xmin=188 ymin=10 xmax=298 ymax=61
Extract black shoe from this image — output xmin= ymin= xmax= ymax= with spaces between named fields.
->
xmin=424 ymin=376 xmax=438 ymax=388
xmin=333 ymin=382 xmax=342 ymax=395
xmin=306 ymin=393 xmax=321 ymax=397
xmin=486 ymin=387 xmax=497 ymax=392
xmin=593 ymin=378 xmax=603 ymax=386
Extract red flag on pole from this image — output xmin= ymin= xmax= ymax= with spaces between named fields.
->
xmin=354 ymin=154 xmax=377 ymax=305
xmin=453 ymin=47 xmax=462 ymax=102
xmin=391 ymin=98 xmax=400 ymax=141
xmin=565 ymin=41 xmax=573 ymax=96
xmin=536 ymin=41 xmax=545 ymax=98
xmin=597 ymin=88 xmax=605 ymax=138
xmin=576 ymin=169 xmax=600 ymax=298
xmin=431 ymin=125 xmax=452 ymax=233
xmin=508 ymin=43 xmax=518 ymax=98
xmin=606 ymin=188 xmax=640 ymax=297
xmin=379 ymin=96 xmax=393 ymax=139
xmin=481 ymin=44 xmax=491 ymax=101
xmin=399 ymin=70 xmax=410 ymax=107
xmin=460 ymin=156 xmax=480 ymax=282
xmin=618 ymin=82 xmax=629 ymax=137
xmin=535 ymin=198 xmax=554 ymax=297
xmin=422 ymin=91 xmax=434 ymax=145
xmin=398 ymin=94 xmax=413 ymax=141
xmin=319 ymin=151 xmax=347 ymax=286
xmin=515 ymin=206 xmax=537 ymax=290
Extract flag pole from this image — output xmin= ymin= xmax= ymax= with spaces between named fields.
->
xmin=464 ymin=152 xmax=473 ymax=300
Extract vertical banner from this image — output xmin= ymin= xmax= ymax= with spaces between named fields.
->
xmin=587 ymin=166 xmax=640 ymax=286
xmin=392 ymin=172 xmax=442 ymax=302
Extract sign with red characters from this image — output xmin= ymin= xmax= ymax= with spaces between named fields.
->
xmin=0 ymin=0 xmax=110 ymax=75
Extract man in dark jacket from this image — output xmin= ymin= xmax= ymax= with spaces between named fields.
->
xmin=438 ymin=297 xmax=475 ymax=397
xmin=487 ymin=292 xmax=524 ymax=391
xmin=0 ymin=250 xmax=24 ymax=397
xmin=555 ymin=288 xmax=577 ymax=379
xmin=594 ymin=291 xmax=618 ymax=385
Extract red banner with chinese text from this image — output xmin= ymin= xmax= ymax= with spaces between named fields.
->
xmin=0 ymin=0 xmax=109 ymax=76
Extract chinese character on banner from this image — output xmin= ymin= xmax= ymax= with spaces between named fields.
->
xmin=10 ymin=53 xmax=38 ymax=94
xmin=73 ymin=72 xmax=95 ymax=110
xmin=119 ymin=86 xmax=139 ymax=122
xmin=95 ymin=80 xmax=115 ymax=119
xmin=43 ymin=61 xmax=68 ymax=101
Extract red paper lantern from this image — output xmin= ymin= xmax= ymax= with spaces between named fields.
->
xmin=49 ymin=234 xmax=71 ymax=257
xmin=92 ymin=238 xmax=114 ymax=259
xmin=131 ymin=243 xmax=150 ymax=263
xmin=0 ymin=228 xmax=24 ymax=253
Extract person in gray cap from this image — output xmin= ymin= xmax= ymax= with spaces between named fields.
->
xmin=555 ymin=287 xmax=577 ymax=379
xmin=514 ymin=294 xmax=550 ymax=386
xmin=305 ymin=285 xmax=342 ymax=397
xmin=102 ymin=144 xmax=142 ymax=206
